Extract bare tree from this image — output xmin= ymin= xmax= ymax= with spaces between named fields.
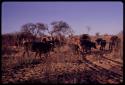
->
xmin=21 ymin=22 xmax=49 ymax=37
xmin=36 ymin=23 xmax=48 ymax=37
xmin=21 ymin=23 xmax=36 ymax=35
xmin=51 ymin=21 xmax=74 ymax=37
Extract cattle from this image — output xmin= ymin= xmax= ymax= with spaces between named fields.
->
xmin=100 ymin=40 xmax=106 ymax=51
xmin=45 ymin=37 xmax=56 ymax=52
xmin=80 ymin=34 xmax=96 ymax=53
xmin=80 ymin=39 xmax=96 ymax=53
xmin=22 ymin=37 xmax=55 ymax=59
xmin=80 ymin=34 xmax=91 ymax=40
xmin=95 ymin=38 xmax=103 ymax=45
xmin=109 ymin=41 xmax=114 ymax=51
xmin=95 ymin=38 xmax=106 ymax=51
xmin=116 ymin=38 xmax=121 ymax=48
xmin=109 ymin=35 xmax=121 ymax=50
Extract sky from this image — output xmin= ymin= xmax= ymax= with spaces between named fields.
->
xmin=2 ymin=2 xmax=123 ymax=35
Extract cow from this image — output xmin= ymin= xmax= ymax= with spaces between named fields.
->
xmin=80 ymin=34 xmax=96 ymax=53
xmin=95 ymin=38 xmax=107 ymax=51
xmin=109 ymin=35 xmax=121 ymax=50
xmin=80 ymin=34 xmax=91 ymax=40
xmin=95 ymin=38 xmax=103 ymax=45
xmin=22 ymin=37 xmax=55 ymax=59
xmin=116 ymin=37 xmax=121 ymax=48
xmin=100 ymin=40 xmax=106 ymax=51
xmin=80 ymin=39 xmax=96 ymax=53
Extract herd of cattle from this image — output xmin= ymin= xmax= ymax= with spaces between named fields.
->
xmin=15 ymin=34 xmax=121 ymax=59
xmin=69 ymin=34 xmax=121 ymax=55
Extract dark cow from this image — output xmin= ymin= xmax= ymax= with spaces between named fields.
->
xmin=95 ymin=38 xmax=103 ymax=45
xmin=100 ymin=40 xmax=106 ymax=51
xmin=80 ymin=34 xmax=96 ymax=53
xmin=95 ymin=38 xmax=106 ymax=51
xmin=80 ymin=34 xmax=91 ymax=40
xmin=80 ymin=39 xmax=96 ymax=53
xmin=116 ymin=38 xmax=121 ymax=48
xmin=23 ymin=37 xmax=54 ymax=59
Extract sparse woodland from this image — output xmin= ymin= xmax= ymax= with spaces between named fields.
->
xmin=2 ymin=21 xmax=123 ymax=84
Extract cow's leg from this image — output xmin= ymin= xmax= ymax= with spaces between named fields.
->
xmin=35 ymin=52 xmax=38 ymax=59
xmin=81 ymin=46 xmax=84 ymax=53
xmin=48 ymin=52 xmax=50 ymax=57
xmin=76 ymin=49 xmax=79 ymax=55
xmin=87 ymin=47 xmax=90 ymax=53
xmin=101 ymin=46 xmax=103 ymax=51
xmin=44 ymin=53 xmax=48 ymax=60
xmin=51 ymin=46 xmax=54 ymax=52
xmin=109 ymin=44 xmax=112 ymax=51
xmin=109 ymin=44 xmax=110 ymax=50
xmin=84 ymin=48 xmax=87 ymax=53
xmin=110 ymin=45 xmax=112 ymax=51
xmin=86 ymin=48 xmax=88 ymax=53
xmin=75 ymin=46 xmax=78 ymax=55
xmin=87 ymin=47 xmax=89 ymax=54
xmin=104 ymin=46 xmax=105 ymax=51
xmin=90 ymin=47 xmax=92 ymax=53
xmin=116 ymin=41 xmax=119 ymax=48
xmin=39 ymin=52 xmax=42 ymax=59
xmin=22 ymin=51 xmax=25 ymax=57
xmin=110 ymin=46 xmax=112 ymax=51
xmin=111 ymin=45 xmax=113 ymax=51
xmin=102 ymin=46 xmax=104 ymax=51
xmin=26 ymin=50 xmax=30 ymax=57
xmin=100 ymin=46 xmax=101 ymax=50
xmin=83 ymin=47 xmax=86 ymax=54
xmin=79 ymin=46 xmax=83 ymax=55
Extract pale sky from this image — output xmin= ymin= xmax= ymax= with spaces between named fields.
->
xmin=2 ymin=2 xmax=123 ymax=35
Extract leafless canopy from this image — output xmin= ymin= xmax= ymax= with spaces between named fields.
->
xmin=50 ymin=21 xmax=74 ymax=36
xmin=21 ymin=22 xmax=48 ymax=37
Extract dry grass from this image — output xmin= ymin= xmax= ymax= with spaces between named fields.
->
xmin=2 ymin=35 xmax=123 ymax=84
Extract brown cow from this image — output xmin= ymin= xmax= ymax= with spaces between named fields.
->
xmin=109 ymin=35 xmax=121 ymax=50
